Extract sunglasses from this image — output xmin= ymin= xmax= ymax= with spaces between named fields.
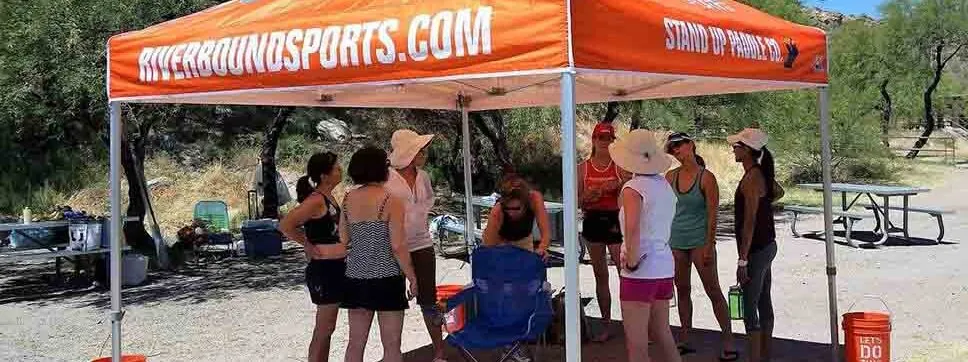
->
xmin=594 ymin=135 xmax=615 ymax=142
xmin=666 ymin=140 xmax=688 ymax=152
xmin=504 ymin=206 xmax=523 ymax=211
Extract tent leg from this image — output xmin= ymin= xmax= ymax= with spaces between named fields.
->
xmin=819 ymin=87 xmax=840 ymax=361
xmin=459 ymin=96 xmax=476 ymax=255
xmin=559 ymin=71 xmax=580 ymax=362
xmin=109 ymin=101 xmax=124 ymax=362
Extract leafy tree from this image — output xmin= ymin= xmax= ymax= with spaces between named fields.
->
xmin=881 ymin=0 xmax=968 ymax=157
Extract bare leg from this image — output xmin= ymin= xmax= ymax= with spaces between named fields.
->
xmin=621 ymin=300 xmax=652 ymax=362
xmin=421 ymin=310 xmax=445 ymax=360
xmin=606 ymin=243 xmax=623 ymax=278
xmin=587 ymin=242 xmax=613 ymax=341
xmin=377 ymin=311 xmax=405 ymax=362
xmin=749 ymin=331 xmax=763 ymax=362
xmin=672 ymin=249 xmax=693 ymax=345
xmin=344 ymin=309 xmax=373 ymax=362
xmin=692 ymin=247 xmax=737 ymax=356
xmin=648 ymin=299 xmax=682 ymax=362
xmin=309 ymin=305 xmax=339 ymax=362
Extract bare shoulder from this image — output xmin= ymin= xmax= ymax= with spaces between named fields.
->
xmin=665 ymin=167 xmax=680 ymax=183
xmin=621 ymin=186 xmax=641 ymax=199
xmin=701 ymin=168 xmax=719 ymax=186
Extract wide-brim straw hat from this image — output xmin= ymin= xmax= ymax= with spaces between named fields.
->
xmin=389 ymin=129 xmax=434 ymax=168
xmin=608 ymin=129 xmax=674 ymax=175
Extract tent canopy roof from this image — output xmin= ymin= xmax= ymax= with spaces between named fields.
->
xmin=108 ymin=0 xmax=827 ymax=110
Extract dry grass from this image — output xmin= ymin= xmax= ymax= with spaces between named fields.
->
xmin=65 ymin=149 xmax=356 ymax=240
xmin=62 ymin=121 xmax=956 ymax=238
xmin=69 ymin=154 xmax=255 ymax=238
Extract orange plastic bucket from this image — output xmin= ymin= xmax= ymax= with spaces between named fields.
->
xmin=91 ymin=355 xmax=147 ymax=362
xmin=437 ymin=284 xmax=466 ymax=333
xmin=843 ymin=311 xmax=891 ymax=362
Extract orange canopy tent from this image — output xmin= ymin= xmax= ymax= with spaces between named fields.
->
xmin=105 ymin=0 xmax=840 ymax=361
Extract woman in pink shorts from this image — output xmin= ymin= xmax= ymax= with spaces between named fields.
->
xmin=609 ymin=130 xmax=681 ymax=362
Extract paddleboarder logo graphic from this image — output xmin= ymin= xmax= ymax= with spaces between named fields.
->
xmin=783 ymin=38 xmax=800 ymax=68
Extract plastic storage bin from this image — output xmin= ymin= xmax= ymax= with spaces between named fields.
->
xmin=242 ymin=219 xmax=282 ymax=258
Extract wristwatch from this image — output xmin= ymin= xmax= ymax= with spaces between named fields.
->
xmin=737 ymin=259 xmax=749 ymax=267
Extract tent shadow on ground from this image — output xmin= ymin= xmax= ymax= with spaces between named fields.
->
xmin=397 ymin=318 xmax=834 ymax=362
xmin=0 ymin=246 xmax=308 ymax=307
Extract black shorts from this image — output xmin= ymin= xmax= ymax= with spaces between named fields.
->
xmin=306 ymin=259 xmax=346 ymax=305
xmin=411 ymin=247 xmax=438 ymax=309
xmin=341 ymin=275 xmax=409 ymax=311
xmin=582 ymin=210 xmax=622 ymax=244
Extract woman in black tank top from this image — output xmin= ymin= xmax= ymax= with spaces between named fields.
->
xmin=729 ymin=128 xmax=778 ymax=362
xmin=279 ymin=152 xmax=346 ymax=362
xmin=482 ymin=174 xmax=550 ymax=255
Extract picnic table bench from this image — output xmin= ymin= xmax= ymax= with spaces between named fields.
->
xmin=786 ymin=205 xmax=874 ymax=248
xmin=787 ymin=183 xmax=954 ymax=247
xmin=863 ymin=205 xmax=953 ymax=243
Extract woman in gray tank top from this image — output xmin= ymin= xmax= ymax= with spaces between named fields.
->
xmin=665 ymin=132 xmax=737 ymax=361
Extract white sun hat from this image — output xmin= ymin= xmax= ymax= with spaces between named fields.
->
xmin=608 ymin=129 xmax=674 ymax=175
xmin=389 ymin=129 xmax=435 ymax=169
xmin=726 ymin=128 xmax=769 ymax=151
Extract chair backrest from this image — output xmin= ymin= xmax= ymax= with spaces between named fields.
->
xmin=194 ymin=200 xmax=230 ymax=232
xmin=469 ymin=245 xmax=548 ymax=329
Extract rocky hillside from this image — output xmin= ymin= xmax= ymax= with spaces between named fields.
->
xmin=807 ymin=6 xmax=877 ymax=29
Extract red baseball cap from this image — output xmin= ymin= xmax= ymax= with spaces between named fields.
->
xmin=593 ymin=122 xmax=615 ymax=138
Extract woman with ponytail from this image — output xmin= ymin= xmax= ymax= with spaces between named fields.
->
xmin=727 ymin=128 xmax=778 ymax=362
xmin=279 ymin=152 xmax=345 ymax=362
xmin=664 ymin=132 xmax=737 ymax=360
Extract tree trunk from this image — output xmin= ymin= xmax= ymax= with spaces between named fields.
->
xmin=470 ymin=111 xmax=512 ymax=172
xmin=879 ymin=79 xmax=892 ymax=147
xmin=907 ymin=43 xmax=962 ymax=158
xmin=120 ymin=111 xmax=157 ymax=260
xmin=603 ymin=102 xmax=621 ymax=123
xmin=260 ymin=109 xmax=293 ymax=219
xmin=629 ymin=101 xmax=644 ymax=130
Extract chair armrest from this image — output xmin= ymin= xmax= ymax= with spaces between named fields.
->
xmin=445 ymin=285 xmax=478 ymax=311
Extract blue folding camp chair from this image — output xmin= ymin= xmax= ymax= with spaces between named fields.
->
xmin=444 ymin=245 xmax=553 ymax=362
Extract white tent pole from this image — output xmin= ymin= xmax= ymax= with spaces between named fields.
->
xmin=458 ymin=96 xmax=476 ymax=255
xmin=109 ymin=101 xmax=124 ymax=362
xmin=560 ymin=70 xmax=580 ymax=362
xmin=819 ymin=87 xmax=839 ymax=361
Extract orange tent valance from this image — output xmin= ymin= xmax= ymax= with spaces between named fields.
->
xmin=108 ymin=0 xmax=827 ymax=109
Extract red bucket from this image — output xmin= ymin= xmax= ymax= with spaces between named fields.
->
xmin=843 ymin=298 xmax=892 ymax=362
xmin=91 ymin=355 xmax=147 ymax=362
xmin=437 ymin=284 xmax=467 ymax=333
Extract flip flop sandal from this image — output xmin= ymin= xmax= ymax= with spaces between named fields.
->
xmin=677 ymin=344 xmax=697 ymax=355
xmin=719 ymin=350 xmax=740 ymax=361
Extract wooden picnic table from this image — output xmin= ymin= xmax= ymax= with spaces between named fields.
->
xmin=798 ymin=183 xmax=931 ymax=244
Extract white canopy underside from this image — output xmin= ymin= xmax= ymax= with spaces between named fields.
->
xmin=114 ymin=68 xmax=823 ymax=110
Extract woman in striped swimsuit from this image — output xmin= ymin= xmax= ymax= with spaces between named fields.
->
xmin=340 ymin=146 xmax=418 ymax=362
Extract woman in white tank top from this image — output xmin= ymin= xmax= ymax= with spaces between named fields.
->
xmin=609 ymin=130 xmax=681 ymax=362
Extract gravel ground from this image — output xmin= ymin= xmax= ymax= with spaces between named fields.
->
xmin=2 ymin=169 xmax=966 ymax=362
